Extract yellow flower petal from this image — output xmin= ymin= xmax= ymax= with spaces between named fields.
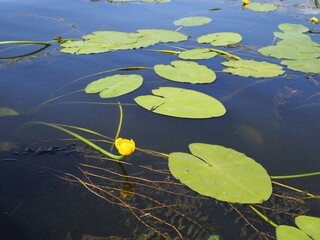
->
xmin=115 ymin=138 xmax=135 ymax=156
xmin=242 ymin=0 xmax=250 ymax=5
xmin=310 ymin=17 xmax=319 ymax=24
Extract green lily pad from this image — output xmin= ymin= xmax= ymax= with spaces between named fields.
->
xmin=221 ymin=59 xmax=284 ymax=77
xmin=278 ymin=23 xmax=309 ymax=33
xmin=178 ymin=48 xmax=218 ymax=60
xmin=0 ymin=108 xmax=19 ymax=117
xmin=246 ymin=3 xmax=278 ymax=12
xmin=274 ymin=31 xmax=310 ymax=40
xmin=295 ymin=216 xmax=320 ymax=240
xmin=137 ymin=29 xmax=188 ymax=42
xmin=154 ymin=61 xmax=216 ymax=84
xmin=168 ymin=144 xmax=272 ymax=203
xmin=173 ymin=17 xmax=212 ymax=27
xmin=281 ymin=59 xmax=320 ymax=73
xmin=276 ymin=225 xmax=311 ymax=240
xmin=85 ymin=74 xmax=143 ymax=98
xmin=197 ymin=32 xmax=242 ymax=46
xmin=258 ymin=39 xmax=320 ymax=60
xmin=60 ymin=29 xmax=188 ymax=54
xmin=134 ymin=87 xmax=226 ymax=118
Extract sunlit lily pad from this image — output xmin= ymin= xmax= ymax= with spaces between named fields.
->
xmin=134 ymin=87 xmax=226 ymax=118
xmin=281 ymin=59 xmax=320 ymax=73
xmin=221 ymin=59 xmax=284 ymax=77
xmin=168 ymin=144 xmax=272 ymax=203
xmin=246 ymin=3 xmax=278 ymax=12
xmin=258 ymin=39 xmax=320 ymax=60
xmin=197 ymin=32 xmax=242 ymax=46
xmin=178 ymin=48 xmax=218 ymax=60
xmin=60 ymin=29 xmax=188 ymax=54
xmin=295 ymin=216 xmax=320 ymax=240
xmin=0 ymin=108 xmax=19 ymax=117
xmin=274 ymin=23 xmax=310 ymax=40
xmin=173 ymin=17 xmax=212 ymax=27
xmin=154 ymin=61 xmax=216 ymax=84
xmin=85 ymin=74 xmax=143 ymax=98
xmin=276 ymin=225 xmax=311 ymax=240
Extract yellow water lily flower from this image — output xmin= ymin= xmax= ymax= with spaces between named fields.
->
xmin=310 ymin=17 xmax=319 ymax=24
xmin=115 ymin=138 xmax=135 ymax=156
xmin=242 ymin=0 xmax=250 ymax=5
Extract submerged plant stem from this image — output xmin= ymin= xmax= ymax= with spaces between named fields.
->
xmin=249 ymin=205 xmax=279 ymax=228
xmin=272 ymin=181 xmax=319 ymax=198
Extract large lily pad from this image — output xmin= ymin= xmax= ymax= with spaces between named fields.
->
xmin=281 ymin=59 xmax=320 ymax=73
xmin=0 ymin=108 xmax=19 ymax=117
xmin=85 ymin=74 xmax=143 ymax=98
xmin=258 ymin=39 xmax=320 ymax=60
xmin=173 ymin=17 xmax=212 ymax=27
xmin=274 ymin=23 xmax=310 ymax=40
xmin=134 ymin=87 xmax=226 ymax=118
xmin=276 ymin=225 xmax=311 ymax=240
xmin=246 ymin=3 xmax=278 ymax=12
xmin=295 ymin=216 xmax=320 ymax=240
xmin=60 ymin=29 xmax=188 ymax=54
xmin=221 ymin=59 xmax=284 ymax=77
xmin=178 ymin=48 xmax=218 ymax=60
xmin=168 ymin=144 xmax=272 ymax=203
xmin=197 ymin=32 xmax=242 ymax=46
xmin=154 ymin=61 xmax=216 ymax=84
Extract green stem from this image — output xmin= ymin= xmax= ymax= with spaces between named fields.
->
xmin=249 ymin=205 xmax=279 ymax=228
xmin=30 ymin=121 xmax=125 ymax=160
xmin=271 ymin=172 xmax=320 ymax=179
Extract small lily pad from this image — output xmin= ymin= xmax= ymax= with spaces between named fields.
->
xmin=154 ymin=61 xmax=216 ymax=84
xmin=281 ymin=59 xmax=320 ymax=73
xmin=173 ymin=17 xmax=212 ymax=27
xmin=276 ymin=225 xmax=311 ymax=240
xmin=134 ymin=87 xmax=226 ymax=118
xmin=85 ymin=74 xmax=143 ymax=98
xmin=278 ymin=23 xmax=309 ymax=33
xmin=178 ymin=48 xmax=218 ymax=60
xmin=222 ymin=59 xmax=284 ymax=77
xmin=295 ymin=216 xmax=320 ymax=240
xmin=246 ymin=3 xmax=278 ymax=12
xmin=197 ymin=32 xmax=242 ymax=46
xmin=169 ymin=144 xmax=272 ymax=203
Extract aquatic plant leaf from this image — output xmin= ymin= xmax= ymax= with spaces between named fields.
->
xmin=295 ymin=216 xmax=320 ymax=240
xmin=221 ymin=59 xmax=284 ymax=77
xmin=246 ymin=3 xmax=278 ymax=12
xmin=197 ymin=32 xmax=242 ymax=46
xmin=276 ymin=225 xmax=311 ymax=240
xmin=134 ymin=87 xmax=226 ymax=118
xmin=178 ymin=48 xmax=218 ymax=60
xmin=0 ymin=108 xmax=19 ymax=116
xmin=85 ymin=74 xmax=143 ymax=98
xmin=258 ymin=39 xmax=320 ymax=60
xmin=173 ymin=17 xmax=212 ymax=27
xmin=137 ymin=29 xmax=188 ymax=42
xmin=154 ymin=61 xmax=216 ymax=83
xmin=168 ymin=144 xmax=272 ymax=203
xmin=274 ymin=31 xmax=310 ymax=40
xmin=60 ymin=41 xmax=111 ymax=54
xmin=278 ymin=23 xmax=309 ymax=33
xmin=281 ymin=59 xmax=320 ymax=73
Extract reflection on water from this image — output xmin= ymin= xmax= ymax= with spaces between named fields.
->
xmin=0 ymin=0 xmax=319 ymax=239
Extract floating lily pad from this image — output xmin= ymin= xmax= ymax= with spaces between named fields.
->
xmin=246 ymin=3 xmax=278 ymax=12
xmin=276 ymin=225 xmax=311 ymax=240
xmin=154 ymin=61 xmax=216 ymax=84
xmin=134 ymin=87 xmax=226 ymax=118
xmin=221 ymin=59 xmax=284 ymax=77
xmin=60 ymin=29 xmax=188 ymax=54
xmin=178 ymin=48 xmax=218 ymax=60
xmin=274 ymin=23 xmax=310 ymax=40
xmin=197 ymin=32 xmax=242 ymax=46
xmin=0 ymin=108 xmax=19 ymax=117
xmin=295 ymin=216 xmax=320 ymax=240
xmin=281 ymin=59 xmax=320 ymax=73
xmin=168 ymin=144 xmax=272 ymax=203
xmin=173 ymin=17 xmax=212 ymax=27
xmin=258 ymin=39 xmax=320 ymax=60
xmin=85 ymin=74 xmax=143 ymax=98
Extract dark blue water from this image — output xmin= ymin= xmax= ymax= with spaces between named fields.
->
xmin=1 ymin=0 xmax=320 ymax=239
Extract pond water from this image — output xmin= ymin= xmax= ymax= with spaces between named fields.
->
xmin=0 ymin=0 xmax=320 ymax=239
